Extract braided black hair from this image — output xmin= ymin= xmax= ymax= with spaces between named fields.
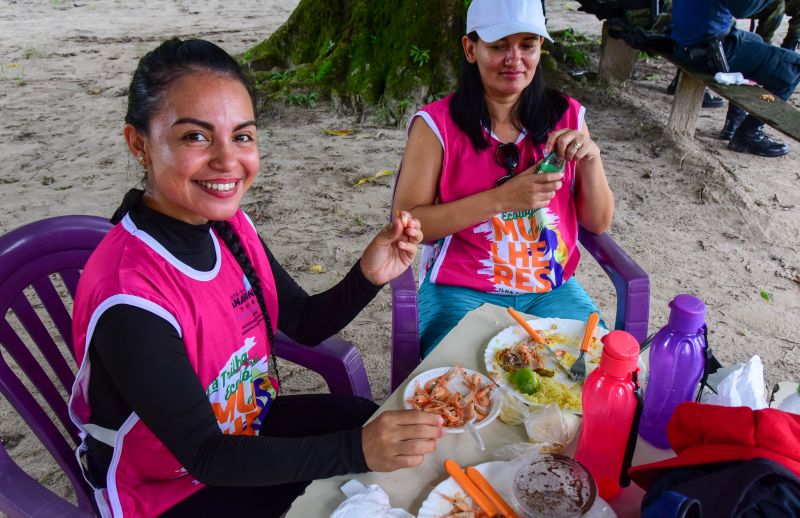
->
xmin=211 ymin=220 xmax=280 ymax=387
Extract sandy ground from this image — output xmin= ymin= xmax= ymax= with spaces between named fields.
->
xmin=1 ymin=0 xmax=798 ymax=506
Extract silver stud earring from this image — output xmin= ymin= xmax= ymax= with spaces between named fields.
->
xmin=136 ymin=155 xmax=145 ymax=165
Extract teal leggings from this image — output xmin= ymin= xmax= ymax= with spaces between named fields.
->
xmin=418 ymin=276 xmax=606 ymax=357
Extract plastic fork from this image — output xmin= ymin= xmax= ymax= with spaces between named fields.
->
xmin=464 ymin=417 xmax=486 ymax=452
xmin=569 ymin=312 xmax=600 ymax=381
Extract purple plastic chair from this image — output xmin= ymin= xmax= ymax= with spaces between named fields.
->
xmin=388 ymin=227 xmax=650 ymax=391
xmin=0 ymin=215 xmax=371 ymax=518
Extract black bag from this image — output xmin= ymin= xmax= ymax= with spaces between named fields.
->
xmin=642 ymin=458 xmax=800 ymax=517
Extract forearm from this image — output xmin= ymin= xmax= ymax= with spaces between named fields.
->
xmin=575 ymin=157 xmax=614 ymax=234
xmin=190 ymin=426 xmax=367 ymax=486
xmin=404 ymin=189 xmax=502 ymax=243
xmin=93 ymin=306 xmax=369 ymax=487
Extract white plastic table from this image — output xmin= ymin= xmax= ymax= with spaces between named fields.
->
xmin=286 ymin=304 xmax=675 ymax=517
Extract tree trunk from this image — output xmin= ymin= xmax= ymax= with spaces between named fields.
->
xmin=242 ymin=0 xmax=467 ymax=122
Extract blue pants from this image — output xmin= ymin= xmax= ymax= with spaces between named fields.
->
xmin=724 ymin=27 xmax=800 ymax=100
xmin=418 ymin=276 xmax=606 ymax=357
xmin=675 ymin=26 xmax=800 ymax=101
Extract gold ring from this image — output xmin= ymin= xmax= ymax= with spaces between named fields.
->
xmin=572 ymin=141 xmax=582 ymax=150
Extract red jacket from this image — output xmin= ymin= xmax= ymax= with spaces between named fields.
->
xmin=629 ymin=402 xmax=800 ymax=489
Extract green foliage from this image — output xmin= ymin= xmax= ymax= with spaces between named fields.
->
xmin=569 ymin=49 xmax=589 ymax=66
xmin=545 ymin=28 xmax=600 ymax=73
xmin=313 ymin=60 xmax=332 ymax=82
xmin=425 ymin=90 xmax=449 ymax=103
xmin=22 ymin=45 xmax=46 ymax=60
xmin=284 ymin=91 xmax=319 ymax=108
xmin=409 ymin=44 xmax=431 ymax=67
xmin=760 ymin=290 xmax=771 ymax=301
xmin=269 ymin=69 xmax=292 ymax=81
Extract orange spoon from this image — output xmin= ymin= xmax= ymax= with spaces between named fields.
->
xmin=465 ymin=466 xmax=520 ymax=518
xmin=506 ymin=307 xmax=544 ymax=343
xmin=443 ymin=459 xmax=499 ymax=517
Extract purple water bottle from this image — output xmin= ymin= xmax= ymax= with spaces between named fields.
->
xmin=639 ymin=294 xmax=707 ymax=449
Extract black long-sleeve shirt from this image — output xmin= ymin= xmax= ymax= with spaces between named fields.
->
xmin=85 ymin=204 xmax=381 ymax=486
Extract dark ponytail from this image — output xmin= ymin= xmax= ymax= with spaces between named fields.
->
xmin=111 ymin=188 xmax=145 ymax=224
xmin=211 ymin=220 xmax=280 ymax=386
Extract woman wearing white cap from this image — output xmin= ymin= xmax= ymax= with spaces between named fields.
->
xmin=393 ymin=0 xmax=614 ymax=356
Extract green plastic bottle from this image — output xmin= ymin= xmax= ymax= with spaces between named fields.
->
xmin=534 ymin=150 xmax=565 ymax=174
xmin=530 ymin=151 xmax=565 ymax=233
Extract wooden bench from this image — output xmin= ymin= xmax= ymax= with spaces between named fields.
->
xmin=597 ymin=21 xmax=800 ymax=143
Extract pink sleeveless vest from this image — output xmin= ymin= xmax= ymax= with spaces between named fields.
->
xmin=69 ymin=210 xmax=278 ymax=517
xmin=413 ymin=94 xmax=585 ymax=294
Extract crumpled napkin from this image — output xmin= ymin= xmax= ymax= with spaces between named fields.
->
xmin=714 ymin=72 xmax=758 ymax=86
xmin=700 ymin=355 xmax=767 ymax=409
xmin=330 ymin=479 xmax=414 ymax=518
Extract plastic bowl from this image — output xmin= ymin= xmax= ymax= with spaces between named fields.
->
xmin=511 ymin=454 xmax=597 ymax=517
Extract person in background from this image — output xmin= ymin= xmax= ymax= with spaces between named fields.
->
xmin=752 ymin=0 xmax=800 ymax=51
xmin=69 ymin=38 xmax=441 ymax=518
xmin=392 ymin=0 xmax=614 ymax=357
xmin=672 ymin=0 xmax=800 ymax=157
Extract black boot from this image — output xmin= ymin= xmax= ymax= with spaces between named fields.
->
xmin=703 ymin=90 xmax=725 ymax=108
xmin=782 ymin=37 xmax=799 ymax=52
xmin=728 ymin=115 xmax=789 ymax=157
xmin=666 ymin=71 xmax=680 ymax=95
xmin=719 ymin=104 xmax=747 ymax=140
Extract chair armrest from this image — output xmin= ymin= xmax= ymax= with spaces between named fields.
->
xmin=389 ymin=267 xmax=420 ymax=392
xmin=272 ymin=332 xmax=372 ymax=400
xmin=0 ymin=444 xmax=95 ymax=518
xmin=579 ymin=228 xmax=650 ymax=343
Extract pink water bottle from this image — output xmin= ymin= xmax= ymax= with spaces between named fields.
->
xmin=574 ymin=330 xmax=644 ymax=500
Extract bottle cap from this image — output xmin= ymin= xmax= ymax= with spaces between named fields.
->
xmin=599 ymin=330 xmax=639 ymax=378
xmin=667 ymin=294 xmax=706 ymax=334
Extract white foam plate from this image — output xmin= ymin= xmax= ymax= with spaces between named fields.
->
xmin=403 ymin=366 xmax=502 ymax=433
xmin=416 ymin=460 xmax=616 ymax=518
xmin=484 ymin=317 xmax=646 ymax=412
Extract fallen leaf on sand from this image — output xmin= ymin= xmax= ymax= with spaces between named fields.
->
xmin=306 ymin=264 xmax=326 ymax=273
xmin=319 ymin=127 xmax=354 ymax=137
xmin=353 ymin=169 xmax=396 ymax=187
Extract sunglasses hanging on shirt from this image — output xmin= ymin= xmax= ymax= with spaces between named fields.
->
xmin=495 ymin=142 xmax=520 ymax=186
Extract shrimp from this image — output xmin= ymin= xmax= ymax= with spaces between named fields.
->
xmin=406 ymin=365 xmax=494 ymax=428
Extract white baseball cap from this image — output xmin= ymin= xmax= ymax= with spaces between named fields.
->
xmin=466 ymin=0 xmax=553 ymax=43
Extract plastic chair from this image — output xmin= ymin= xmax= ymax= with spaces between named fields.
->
xmin=388 ymin=227 xmax=650 ymax=391
xmin=0 ymin=215 xmax=372 ymax=518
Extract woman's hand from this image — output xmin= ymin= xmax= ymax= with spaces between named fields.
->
xmin=361 ymin=410 xmax=444 ymax=471
xmin=494 ymin=168 xmax=565 ymax=213
xmin=359 ymin=211 xmax=422 ymax=286
xmin=545 ymin=128 xmax=601 ymax=163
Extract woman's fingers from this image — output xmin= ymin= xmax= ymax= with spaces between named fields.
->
xmin=544 ymin=128 xmax=571 ymax=154
xmin=362 ymin=410 xmax=444 ymax=472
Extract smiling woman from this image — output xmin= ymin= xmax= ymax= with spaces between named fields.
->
xmin=67 ymin=38 xmax=439 ymax=518
xmin=125 ymin=73 xmax=260 ymax=224
xmin=392 ymin=0 xmax=615 ymax=358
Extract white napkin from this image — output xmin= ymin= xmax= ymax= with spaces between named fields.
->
xmin=713 ymin=72 xmax=757 ymax=86
xmin=330 ymin=480 xmax=414 ymax=518
xmin=701 ymin=355 xmax=768 ymax=409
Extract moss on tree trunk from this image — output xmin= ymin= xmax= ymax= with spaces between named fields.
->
xmin=241 ymin=0 xmax=467 ymax=122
